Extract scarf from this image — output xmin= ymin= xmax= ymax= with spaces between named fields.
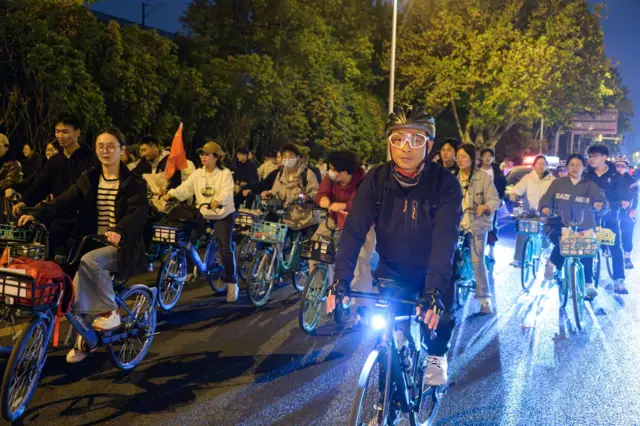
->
xmin=391 ymin=160 xmax=426 ymax=187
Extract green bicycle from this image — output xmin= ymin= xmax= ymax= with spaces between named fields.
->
xmin=515 ymin=213 xmax=545 ymax=291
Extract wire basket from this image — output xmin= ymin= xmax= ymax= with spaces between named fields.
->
xmin=560 ymin=237 xmax=598 ymax=258
xmin=517 ymin=218 xmax=543 ymax=235
xmin=250 ymin=222 xmax=288 ymax=245
xmin=0 ymin=270 xmax=63 ymax=311
xmin=300 ymin=237 xmax=336 ymax=264
xmin=152 ymin=225 xmax=188 ymax=245
xmin=0 ymin=224 xmax=35 ymax=242
xmin=0 ymin=242 xmax=47 ymax=260
xmin=235 ymin=209 xmax=264 ymax=231
xmin=595 ymin=227 xmax=616 ymax=246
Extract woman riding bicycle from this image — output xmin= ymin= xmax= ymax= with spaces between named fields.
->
xmin=509 ymin=155 xmax=555 ymax=275
xmin=163 ymin=141 xmax=238 ymax=302
xmin=538 ymin=153 xmax=607 ymax=299
xmin=18 ymin=128 xmax=149 ymax=363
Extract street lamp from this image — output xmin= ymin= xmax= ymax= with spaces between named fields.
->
xmin=387 ymin=0 xmax=398 ymax=161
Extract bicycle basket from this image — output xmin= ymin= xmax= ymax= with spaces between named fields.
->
xmin=0 ymin=224 xmax=35 ymax=242
xmin=152 ymin=225 xmax=187 ymax=244
xmin=0 ymin=270 xmax=62 ymax=311
xmin=250 ymin=221 xmax=288 ymax=244
xmin=235 ymin=209 xmax=264 ymax=229
xmin=517 ymin=218 xmax=543 ymax=235
xmin=300 ymin=237 xmax=336 ymax=264
xmin=559 ymin=237 xmax=598 ymax=258
xmin=595 ymin=227 xmax=615 ymax=246
xmin=512 ymin=206 xmax=524 ymax=217
xmin=0 ymin=242 xmax=46 ymax=260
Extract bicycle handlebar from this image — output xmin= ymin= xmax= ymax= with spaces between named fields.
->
xmin=68 ymin=234 xmax=120 ymax=267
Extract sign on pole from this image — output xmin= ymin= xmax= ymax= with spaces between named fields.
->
xmin=571 ymin=109 xmax=618 ymax=135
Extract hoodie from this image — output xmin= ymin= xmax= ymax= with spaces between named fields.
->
xmin=511 ymin=169 xmax=555 ymax=211
xmin=315 ymin=167 xmax=366 ymax=228
xmin=538 ymin=177 xmax=607 ymax=230
xmin=583 ymin=161 xmax=630 ymax=208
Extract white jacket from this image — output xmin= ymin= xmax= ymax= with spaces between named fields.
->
xmin=512 ymin=170 xmax=555 ymax=211
xmin=168 ymin=167 xmax=236 ymax=220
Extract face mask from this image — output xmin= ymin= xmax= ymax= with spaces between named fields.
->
xmin=328 ymin=170 xmax=339 ymax=181
xmin=283 ymin=158 xmax=297 ymax=168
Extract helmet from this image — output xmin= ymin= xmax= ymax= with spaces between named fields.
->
xmin=558 ymin=160 xmax=566 ymax=167
xmin=386 ymin=105 xmax=436 ymax=139
xmin=613 ymin=155 xmax=629 ymax=166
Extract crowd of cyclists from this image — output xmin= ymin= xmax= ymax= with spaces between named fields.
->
xmin=0 ymin=104 xmax=637 ymax=394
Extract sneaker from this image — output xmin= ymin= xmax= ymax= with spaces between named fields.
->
xmin=544 ymin=261 xmax=556 ymax=280
xmin=66 ymin=335 xmax=89 ymax=364
xmin=625 ymin=258 xmax=634 ymax=270
xmin=585 ymin=282 xmax=597 ymax=299
xmin=424 ymin=355 xmax=448 ymax=386
xmin=614 ymin=279 xmax=629 ymax=295
xmin=91 ymin=310 xmax=121 ymax=331
xmin=479 ymin=298 xmax=493 ymax=314
xmin=226 ymin=283 xmax=239 ymax=302
xmin=510 ymin=260 xmax=522 ymax=268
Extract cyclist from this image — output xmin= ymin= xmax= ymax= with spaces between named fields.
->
xmin=18 ymin=128 xmax=149 ymax=363
xmin=329 ymin=105 xmax=462 ymax=386
xmin=556 ymin=160 xmax=568 ymax=178
xmin=163 ymin=141 xmax=238 ymax=302
xmin=478 ymin=148 xmax=506 ymax=262
xmin=539 ymin=153 xmax=607 ymax=299
xmin=456 ymin=143 xmax=501 ymax=314
xmin=508 ymin=155 xmax=555 ymax=277
xmin=437 ymin=138 xmax=459 ymax=174
xmin=613 ymin=155 xmax=637 ymax=269
xmin=584 ymin=144 xmax=631 ymax=293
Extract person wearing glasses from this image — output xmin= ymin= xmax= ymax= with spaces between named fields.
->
xmin=19 ymin=128 xmax=149 ymax=362
xmin=328 ymin=106 xmax=462 ymax=387
xmin=584 ymin=144 xmax=631 ymax=293
xmin=613 ymin=155 xmax=637 ymax=269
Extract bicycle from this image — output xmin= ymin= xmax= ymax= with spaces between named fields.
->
xmin=153 ymin=204 xmax=228 ymax=311
xmin=593 ymin=219 xmax=616 ymax=288
xmin=454 ymin=232 xmax=476 ymax=308
xmin=515 ymin=212 xmax=545 ymax=291
xmin=0 ymin=232 xmax=157 ymax=421
xmin=348 ymin=280 xmax=451 ymax=426
xmin=234 ymin=197 xmax=266 ymax=284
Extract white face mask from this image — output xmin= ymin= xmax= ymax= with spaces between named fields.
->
xmin=328 ymin=170 xmax=340 ymax=182
xmin=283 ymin=158 xmax=297 ymax=169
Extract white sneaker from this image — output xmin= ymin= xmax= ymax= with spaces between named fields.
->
xmin=510 ymin=260 xmax=522 ymax=268
xmin=424 ymin=355 xmax=448 ymax=386
xmin=585 ymin=282 xmax=597 ymax=299
xmin=544 ymin=261 xmax=556 ymax=280
xmin=226 ymin=283 xmax=239 ymax=302
xmin=66 ymin=335 xmax=89 ymax=364
xmin=91 ymin=310 xmax=121 ymax=331
xmin=614 ymin=279 xmax=629 ymax=295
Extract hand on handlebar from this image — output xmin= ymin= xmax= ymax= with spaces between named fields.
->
xmin=509 ymin=193 xmax=518 ymax=203
xmin=594 ymin=202 xmax=605 ymax=212
xmin=261 ymin=191 xmax=271 ymax=198
xmin=621 ymin=200 xmax=631 ymax=210
xmin=319 ymin=197 xmax=331 ymax=209
xmin=104 ymin=230 xmax=121 ymax=245
xmin=162 ymin=193 xmax=173 ymax=202
xmin=328 ymin=202 xmax=347 ymax=213
xmin=416 ymin=289 xmax=444 ymax=335
xmin=17 ymin=214 xmax=35 ymax=227
xmin=476 ymin=204 xmax=490 ymax=216
xmin=326 ymin=280 xmax=350 ymax=314
xmin=209 ymin=199 xmax=220 ymax=210
xmin=242 ymin=189 xmax=252 ymax=197
xmin=541 ymin=207 xmax=551 ymax=216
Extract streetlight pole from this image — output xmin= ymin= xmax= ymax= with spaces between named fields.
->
xmin=387 ymin=0 xmax=398 ymax=161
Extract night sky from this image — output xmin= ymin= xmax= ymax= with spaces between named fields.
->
xmin=90 ymin=0 xmax=639 ymax=149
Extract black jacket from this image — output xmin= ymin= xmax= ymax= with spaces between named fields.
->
xmin=21 ymin=144 xmax=98 ymax=205
xmin=623 ymin=172 xmax=638 ymax=210
xmin=584 ymin=161 xmax=630 ymax=208
xmin=233 ymin=160 xmax=259 ymax=186
xmin=33 ymin=164 xmax=149 ymax=278
xmin=20 ymin=155 xmax=44 ymax=180
xmin=488 ymin=163 xmax=507 ymax=199
xmin=247 ymin=167 xmax=281 ymax=194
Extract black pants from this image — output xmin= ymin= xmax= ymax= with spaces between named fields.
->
xmin=375 ymin=260 xmax=455 ymax=357
xmin=191 ymin=213 xmax=237 ymax=284
xmin=621 ymin=213 xmax=635 ymax=253
xmin=548 ymin=226 xmax=593 ymax=283
xmin=49 ymin=216 xmax=78 ymax=259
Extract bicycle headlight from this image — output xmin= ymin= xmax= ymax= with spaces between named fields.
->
xmin=371 ymin=315 xmax=387 ymax=330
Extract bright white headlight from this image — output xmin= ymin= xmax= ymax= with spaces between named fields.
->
xmin=371 ymin=315 xmax=387 ymax=331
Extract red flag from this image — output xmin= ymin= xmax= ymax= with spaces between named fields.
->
xmin=164 ymin=123 xmax=188 ymax=180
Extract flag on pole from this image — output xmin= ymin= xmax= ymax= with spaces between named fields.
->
xmin=164 ymin=123 xmax=188 ymax=180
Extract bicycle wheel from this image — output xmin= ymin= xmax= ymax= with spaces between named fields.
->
xmin=247 ymin=248 xmax=275 ymax=307
xmin=455 ymin=280 xmax=471 ymax=308
xmin=156 ymin=249 xmax=186 ymax=311
xmin=298 ymin=267 xmax=328 ymax=334
xmin=236 ymin=236 xmax=258 ymax=282
xmin=349 ymin=348 xmax=391 ymax=426
xmin=558 ymin=264 xmax=569 ymax=309
xmin=1 ymin=316 xmax=49 ymax=422
xmin=411 ymin=351 xmax=443 ymax=426
xmin=291 ymin=258 xmax=309 ymax=292
xmin=570 ymin=262 xmax=586 ymax=330
xmin=604 ymin=246 xmax=614 ymax=280
xmin=593 ymin=249 xmax=601 ymax=288
xmin=521 ymin=237 xmax=534 ymax=290
xmin=281 ymin=233 xmax=298 ymax=273
xmin=109 ymin=286 xmax=157 ymax=370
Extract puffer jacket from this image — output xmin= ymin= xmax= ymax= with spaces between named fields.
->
xmin=271 ymin=161 xmax=319 ymax=230
xmin=0 ymin=160 xmax=21 ymax=191
xmin=511 ymin=169 xmax=555 ymax=211
xmin=458 ymin=169 xmax=501 ymax=235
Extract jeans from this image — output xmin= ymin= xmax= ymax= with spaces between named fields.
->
xmin=469 ymin=233 xmax=491 ymax=299
xmin=547 ymin=227 xmax=594 ymax=283
xmin=620 ymin=213 xmax=635 ymax=253
xmin=513 ymin=233 xmax=550 ymax=262
xmin=73 ymin=246 xmax=118 ymax=315
xmin=602 ymin=212 xmax=625 ymax=280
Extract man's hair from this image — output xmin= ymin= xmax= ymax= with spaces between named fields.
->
xmin=236 ymin=147 xmax=249 ymax=155
xmin=440 ymin=138 xmax=460 ymax=152
xmin=586 ymin=143 xmax=609 ymax=157
xmin=479 ymin=147 xmax=495 ymax=157
xmin=280 ymin=143 xmax=302 ymax=157
xmin=566 ymin=153 xmax=587 ymax=167
xmin=265 ymin=150 xmax=277 ymax=159
xmin=99 ymin=127 xmax=127 ymax=146
xmin=55 ymin=113 xmax=82 ymax=130
xmin=139 ymin=136 xmax=160 ymax=147
xmin=327 ymin=150 xmax=360 ymax=175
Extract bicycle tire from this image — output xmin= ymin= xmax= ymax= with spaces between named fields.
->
xmin=281 ymin=233 xmax=297 ymax=273
xmin=593 ymin=249 xmax=601 ymax=288
xmin=571 ymin=262 xmax=586 ymax=330
xmin=455 ymin=280 xmax=471 ymax=308
xmin=604 ymin=246 xmax=614 ymax=280
xmin=349 ymin=348 xmax=391 ymax=426
xmin=298 ymin=267 xmax=327 ymax=334
xmin=291 ymin=258 xmax=309 ymax=292
xmin=411 ymin=350 xmax=443 ymax=426
xmin=558 ymin=264 xmax=569 ymax=309
xmin=108 ymin=286 xmax=157 ymax=370
xmin=1 ymin=316 xmax=49 ymax=422
xmin=236 ymin=235 xmax=258 ymax=282
xmin=521 ymin=238 xmax=533 ymax=290
xmin=156 ymin=249 xmax=186 ymax=311
xmin=247 ymin=248 xmax=274 ymax=307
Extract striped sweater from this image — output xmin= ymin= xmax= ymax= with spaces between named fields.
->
xmin=97 ymin=175 xmax=119 ymax=235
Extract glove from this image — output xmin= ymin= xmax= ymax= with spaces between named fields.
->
xmin=419 ymin=288 xmax=444 ymax=317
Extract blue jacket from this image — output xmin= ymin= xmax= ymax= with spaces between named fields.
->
xmin=335 ymin=162 xmax=462 ymax=293
xmin=583 ymin=161 xmax=630 ymax=208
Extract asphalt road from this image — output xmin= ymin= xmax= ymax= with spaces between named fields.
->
xmin=5 ymin=220 xmax=640 ymax=426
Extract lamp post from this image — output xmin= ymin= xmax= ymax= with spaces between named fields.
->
xmin=387 ymin=0 xmax=398 ymax=161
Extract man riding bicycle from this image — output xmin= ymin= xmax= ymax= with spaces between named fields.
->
xmin=328 ymin=105 xmax=462 ymax=386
